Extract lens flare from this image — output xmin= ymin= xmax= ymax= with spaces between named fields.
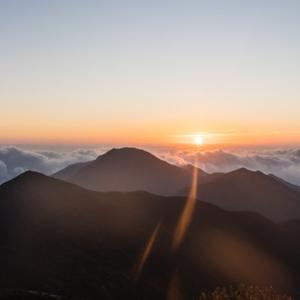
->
xmin=172 ymin=165 xmax=198 ymax=251
xmin=134 ymin=222 xmax=161 ymax=280
xmin=167 ymin=270 xmax=184 ymax=300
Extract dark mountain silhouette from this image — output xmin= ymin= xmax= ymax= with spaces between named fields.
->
xmin=180 ymin=168 xmax=300 ymax=222
xmin=268 ymin=173 xmax=300 ymax=192
xmin=54 ymin=148 xmax=300 ymax=222
xmin=53 ymin=147 xmax=208 ymax=195
xmin=1 ymin=172 xmax=300 ymax=299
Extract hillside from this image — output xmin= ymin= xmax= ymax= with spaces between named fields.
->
xmin=179 ymin=168 xmax=300 ymax=222
xmin=0 ymin=172 xmax=300 ymax=299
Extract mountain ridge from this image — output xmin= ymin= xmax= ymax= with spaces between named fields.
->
xmin=184 ymin=167 xmax=300 ymax=221
xmin=53 ymin=147 xmax=300 ymax=221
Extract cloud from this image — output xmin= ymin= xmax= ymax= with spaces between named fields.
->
xmin=0 ymin=146 xmax=100 ymax=184
xmin=154 ymin=147 xmax=300 ymax=186
xmin=0 ymin=160 xmax=8 ymax=180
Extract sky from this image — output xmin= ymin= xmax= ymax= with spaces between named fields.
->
xmin=1 ymin=0 xmax=300 ymax=145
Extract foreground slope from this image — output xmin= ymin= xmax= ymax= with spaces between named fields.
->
xmin=53 ymin=147 xmax=208 ymax=195
xmin=0 ymin=172 xmax=300 ymax=299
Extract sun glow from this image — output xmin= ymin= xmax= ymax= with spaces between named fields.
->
xmin=194 ymin=135 xmax=204 ymax=145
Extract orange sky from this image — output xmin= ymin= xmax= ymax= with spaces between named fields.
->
xmin=1 ymin=1 xmax=300 ymax=147
xmin=2 ymin=122 xmax=300 ymax=146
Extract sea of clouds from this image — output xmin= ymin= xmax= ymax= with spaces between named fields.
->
xmin=0 ymin=146 xmax=100 ymax=184
xmin=155 ymin=147 xmax=300 ymax=185
xmin=1 ymin=145 xmax=300 ymax=186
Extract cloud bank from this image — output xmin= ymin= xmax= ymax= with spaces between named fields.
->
xmin=155 ymin=147 xmax=300 ymax=186
xmin=0 ymin=146 xmax=99 ymax=184
xmin=1 ymin=145 xmax=300 ymax=187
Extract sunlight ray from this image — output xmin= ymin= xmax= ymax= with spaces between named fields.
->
xmin=134 ymin=222 xmax=161 ymax=280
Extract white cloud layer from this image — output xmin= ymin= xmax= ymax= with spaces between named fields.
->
xmin=0 ymin=146 xmax=99 ymax=183
xmin=1 ymin=145 xmax=300 ymax=187
xmin=154 ymin=147 xmax=300 ymax=186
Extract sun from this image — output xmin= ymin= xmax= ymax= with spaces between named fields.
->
xmin=194 ymin=135 xmax=204 ymax=145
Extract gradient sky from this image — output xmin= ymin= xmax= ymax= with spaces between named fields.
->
xmin=1 ymin=0 xmax=300 ymax=145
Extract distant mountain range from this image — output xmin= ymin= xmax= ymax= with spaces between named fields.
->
xmin=54 ymin=147 xmax=300 ymax=222
xmin=1 ymin=172 xmax=300 ymax=299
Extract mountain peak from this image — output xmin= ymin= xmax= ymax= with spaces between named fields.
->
xmin=53 ymin=147 xmax=197 ymax=195
xmin=229 ymin=168 xmax=264 ymax=177
xmin=9 ymin=170 xmax=47 ymax=182
xmin=0 ymin=170 xmax=52 ymax=190
xmin=1 ymin=170 xmax=53 ymax=187
xmin=96 ymin=147 xmax=158 ymax=162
